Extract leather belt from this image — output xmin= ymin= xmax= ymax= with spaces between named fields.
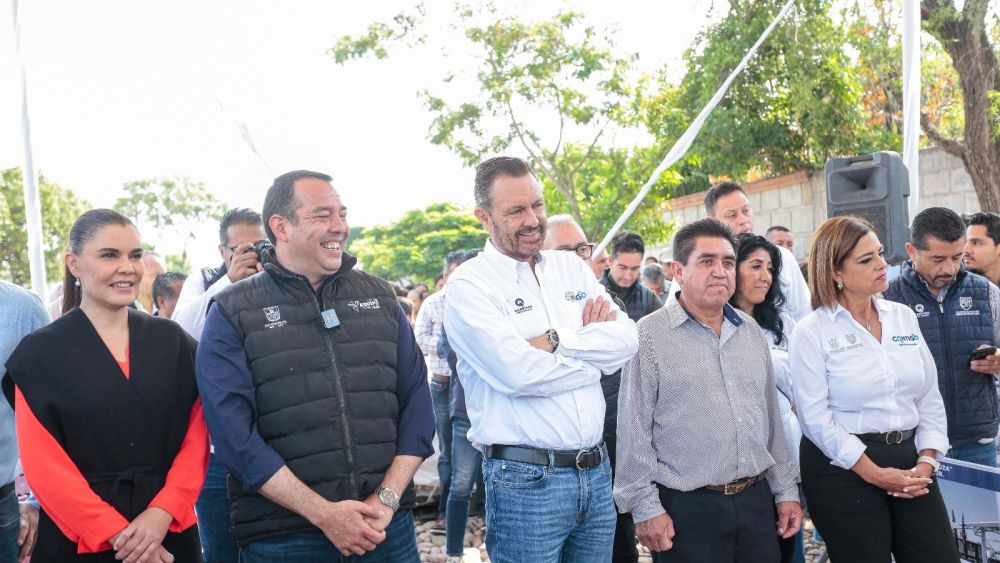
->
xmin=431 ymin=374 xmax=450 ymax=385
xmin=484 ymin=443 xmax=607 ymax=470
xmin=0 ymin=482 xmax=12 ymax=499
xmin=855 ymin=429 xmax=915 ymax=445
xmin=702 ymin=471 xmax=767 ymax=495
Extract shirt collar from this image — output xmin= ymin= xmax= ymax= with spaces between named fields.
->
xmin=666 ymin=291 xmax=744 ymax=329
xmin=823 ymin=297 xmax=890 ymax=321
xmin=482 ymin=238 xmax=543 ymax=284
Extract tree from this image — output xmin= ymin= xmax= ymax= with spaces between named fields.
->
xmin=349 ymin=203 xmax=486 ymax=284
xmin=112 ymin=176 xmax=226 ymax=241
xmin=644 ymin=0 xmax=883 ymax=185
xmin=920 ymin=0 xmax=1000 ymax=212
xmin=332 ymin=6 xmax=675 ymax=246
xmin=0 ymin=168 xmax=90 ymax=286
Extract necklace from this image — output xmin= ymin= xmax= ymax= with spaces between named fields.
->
xmin=860 ymin=301 xmax=876 ymax=332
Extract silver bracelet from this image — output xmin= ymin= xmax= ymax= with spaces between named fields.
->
xmin=916 ymin=455 xmax=940 ymax=474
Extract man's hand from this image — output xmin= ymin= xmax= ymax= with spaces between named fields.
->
xmin=111 ymin=506 xmax=173 ymax=563
xmin=226 ymin=244 xmax=262 ymax=283
xmin=582 ymin=297 xmax=617 ymax=326
xmin=776 ymin=501 xmax=803 ymax=539
xmin=635 ymin=513 xmax=675 ymax=553
xmin=527 ymin=333 xmax=554 ymax=352
xmin=16 ymin=503 xmax=38 ymax=562
xmin=312 ymin=500 xmax=387 ymax=557
xmin=361 ymin=493 xmax=394 ymax=532
xmin=970 ymin=345 xmax=1000 ymax=375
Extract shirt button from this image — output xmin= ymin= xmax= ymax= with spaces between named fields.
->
xmin=728 ymin=381 xmax=734 ymax=386
xmin=740 ymin=458 xmax=746 ymax=463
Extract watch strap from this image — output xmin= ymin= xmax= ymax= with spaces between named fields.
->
xmin=916 ymin=455 xmax=940 ymax=474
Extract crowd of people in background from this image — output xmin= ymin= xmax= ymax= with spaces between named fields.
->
xmin=3 ymin=156 xmax=1000 ymax=563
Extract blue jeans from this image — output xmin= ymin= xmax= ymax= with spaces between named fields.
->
xmin=0 ymin=488 xmax=18 ymax=563
xmin=947 ymin=439 xmax=998 ymax=467
xmin=239 ymin=510 xmax=419 ymax=563
xmin=483 ymin=454 xmax=616 ymax=563
xmin=446 ymin=418 xmax=483 ymax=556
xmin=430 ymin=379 xmax=452 ymax=515
xmin=196 ymin=452 xmax=240 ymax=562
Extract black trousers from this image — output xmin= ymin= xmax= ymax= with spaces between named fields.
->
xmin=651 ymin=479 xmax=780 ymax=563
xmin=800 ymin=436 xmax=959 ymax=563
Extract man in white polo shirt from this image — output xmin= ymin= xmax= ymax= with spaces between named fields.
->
xmin=444 ymin=156 xmax=638 ymax=563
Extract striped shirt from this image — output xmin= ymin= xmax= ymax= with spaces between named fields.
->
xmin=613 ymin=294 xmax=799 ymax=524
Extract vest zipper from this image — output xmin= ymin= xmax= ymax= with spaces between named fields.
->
xmin=315 ymin=288 xmax=361 ymax=500
xmin=938 ymin=301 xmax=957 ymax=434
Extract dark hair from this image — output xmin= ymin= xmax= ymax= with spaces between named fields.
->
xmin=262 ymin=170 xmax=333 ymax=243
xmin=968 ymin=212 xmax=1000 ymax=245
xmin=152 ymin=272 xmax=186 ymax=308
xmin=765 ymin=225 xmax=790 ymax=236
xmin=219 ymin=208 xmax=263 ymax=246
xmin=911 ymin=207 xmax=966 ymax=250
xmin=444 ymin=250 xmax=465 ymax=272
xmin=388 ymin=281 xmax=409 ymax=297
xmin=474 ymin=156 xmax=535 ymax=211
xmin=397 ymin=296 xmax=413 ymax=317
xmin=610 ymin=231 xmax=645 ymax=259
xmin=63 ymin=209 xmax=138 ymax=314
xmin=457 ymin=248 xmax=481 ymax=265
xmin=642 ymin=263 xmax=665 ymax=283
xmin=703 ymin=181 xmax=746 ymax=216
xmin=731 ymin=234 xmax=786 ymax=345
xmin=672 ymin=219 xmax=737 ymax=266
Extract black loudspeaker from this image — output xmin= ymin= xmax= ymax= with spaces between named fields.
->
xmin=825 ymin=151 xmax=911 ymax=264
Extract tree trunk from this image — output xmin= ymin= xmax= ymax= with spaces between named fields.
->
xmin=922 ymin=0 xmax=1000 ymax=212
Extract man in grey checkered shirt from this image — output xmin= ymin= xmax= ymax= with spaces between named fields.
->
xmin=613 ymin=219 xmax=802 ymax=563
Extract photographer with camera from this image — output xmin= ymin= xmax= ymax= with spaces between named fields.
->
xmin=171 ymin=207 xmax=266 ymax=563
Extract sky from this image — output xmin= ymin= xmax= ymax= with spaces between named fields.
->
xmin=0 ymin=0 xmax=722 ymax=269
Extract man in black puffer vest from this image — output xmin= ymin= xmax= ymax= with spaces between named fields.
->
xmin=884 ymin=207 xmax=1000 ymax=467
xmin=195 ymin=170 xmax=435 ymax=561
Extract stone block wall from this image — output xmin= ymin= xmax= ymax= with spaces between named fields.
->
xmin=653 ymin=147 xmax=977 ymax=262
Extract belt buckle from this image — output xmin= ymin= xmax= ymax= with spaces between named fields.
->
xmin=724 ymin=481 xmax=740 ymax=495
xmin=886 ymin=430 xmax=903 ymax=445
xmin=575 ymin=449 xmax=591 ymax=470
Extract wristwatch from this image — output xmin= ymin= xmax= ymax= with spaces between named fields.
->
xmin=375 ymin=486 xmax=400 ymax=512
xmin=545 ymin=328 xmax=560 ymax=351
xmin=917 ymin=455 xmax=940 ymax=475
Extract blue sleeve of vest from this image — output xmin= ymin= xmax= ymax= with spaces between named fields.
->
xmin=394 ymin=305 xmax=436 ymax=458
xmin=195 ymin=305 xmax=285 ymax=492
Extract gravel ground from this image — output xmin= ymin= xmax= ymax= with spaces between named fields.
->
xmin=413 ymin=513 xmax=829 ymax=562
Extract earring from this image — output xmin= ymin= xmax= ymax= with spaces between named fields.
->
xmin=835 ymin=281 xmax=843 ymax=290
xmin=74 ymin=277 xmax=81 ymax=287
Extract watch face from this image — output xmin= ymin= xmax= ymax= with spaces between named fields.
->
xmin=378 ymin=487 xmax=399 ymax=506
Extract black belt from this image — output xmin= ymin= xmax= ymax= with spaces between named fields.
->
xmin=855 ymin=429 xmax=915 ymax=445
xmin=0 ymin=481 xmax=13 ymax=499
xmin=485 ymin=443 xmax=607 ymax=470
xmin=702 ymin=471 xmax=767 ymax=495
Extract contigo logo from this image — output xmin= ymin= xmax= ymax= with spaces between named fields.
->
xmin=891 ymin=333 xmax=920 ymax=344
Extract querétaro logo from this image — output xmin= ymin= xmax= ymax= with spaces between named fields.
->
xmin=511 ymin=297 xmax=533 ymax=314
xmin=891 ymin=333 xmax=920 ymax=345
xmin=263 ymin=306 xmax=281 ymax=323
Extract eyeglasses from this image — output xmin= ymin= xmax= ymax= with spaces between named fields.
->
xmin=555 ymin=243 xmax=595 ymax=260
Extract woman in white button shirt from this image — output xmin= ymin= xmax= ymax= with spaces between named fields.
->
xmin=730 ymin=233 xmax=803 ymax=563
xmin=790 ymin=216 xmax=958 ymax=562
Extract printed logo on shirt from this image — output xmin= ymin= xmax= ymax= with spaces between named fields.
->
xmin=956 ymin=296 xmax=980 ymax=316
xmin=511 ymin=297 xmax=533 ymax=314
xmin=891 ymin=333 xmax=921 ymax=346
xmin=564 ymin=291 xmax=588 ymax=302
xmin=913 ymin=303 xmax=930 ymax=318
xmin=828 ymin=335 xmax=864 ymax=354
xmin=263 ymin=306 xmax=287 ymax=329
xmin=347 ymin=298 xmax=380 ymax=312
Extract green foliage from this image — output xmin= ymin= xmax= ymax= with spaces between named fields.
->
xmin=0 ymin=168 xmax=90 ymax=286
xmin=332 ymin=6 xmax=674 ymax=246
xmin=165 ymin=250 xmax=191 ymax=275
xmin=645 ymin=0 xmax=880 ymax=184
xmin=328 ymin=6 xmax=426 ymax=63
xmin=350 ymin=203 xmax=486 ymax=284
xmin=112 ymin=176 xmax=225 ymax=240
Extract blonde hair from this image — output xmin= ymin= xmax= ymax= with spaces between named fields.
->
xmin=807 ymin=216 xmax=876 ymax=310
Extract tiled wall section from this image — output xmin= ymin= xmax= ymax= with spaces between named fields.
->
xmin=654 ymin=147 xmax=976 ymax=262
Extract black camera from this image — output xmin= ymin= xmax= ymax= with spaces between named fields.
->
xmin=245 ymin=239 xmax=273 ymax=261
